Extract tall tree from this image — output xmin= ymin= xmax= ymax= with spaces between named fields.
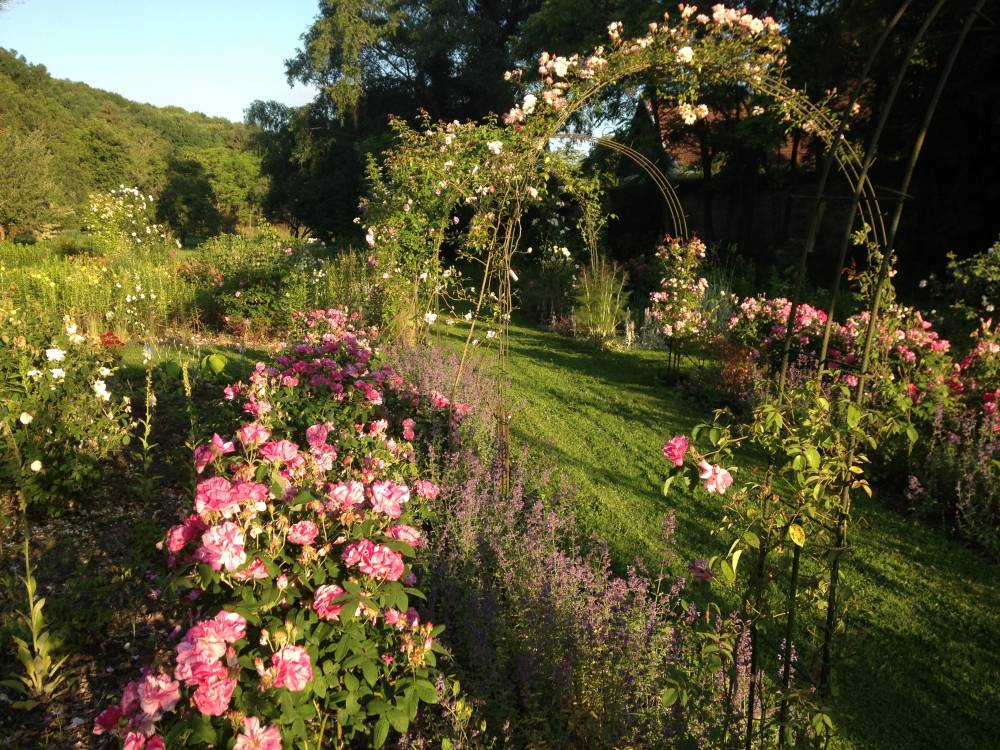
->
xmin=0 ymin=127 xmax=66 ymax=241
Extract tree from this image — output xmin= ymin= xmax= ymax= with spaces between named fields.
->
xmin=0 ymin=127 xmax=66 ymax=241
xmin=157 ymin=156 xmax=222 ymax=244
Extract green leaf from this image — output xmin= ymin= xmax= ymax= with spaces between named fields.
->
xmin=362 ymin=660 xmax=379 ymax=687
xmin=661 ymin=687 xmax=679 ymax=707
xmin=374 ymin=718 xmax=390 ymax=748
xmin=720 ymin=559 xmax=735 ymax=585
xmin=788 ymin=523 xmax=806 ymax=548
xmin=804 ymin=447 xmax=821 ymax=471
xmin=662 ymin=475 xmax=675 ymax=496
xmin=415 ymin=679 xmax=439 ymax=704
xmin=388 ymin=707 xmax=410 ymax=733
xmin=847 ymin=404 xmax=861 ymax=429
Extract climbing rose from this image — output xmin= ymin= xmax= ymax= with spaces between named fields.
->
xmin=662 ymin=435 xmax=689 ymax=467
xmin=272 ymin=646 xmax=312 ymax=691
xmin=698 ymin=460 xmax=733 ymax=495
xmin=305 ymin=423 xmax=329 ymax=447
xmin=194 ymin=477 xmax=239 ymax=518
xmin=211 ymin=610 xmax=248 ymax=642
xmin=234 ymin=716 xmax=283 ymax=750
xmin=402 ymin=418 xmax=416 ymax=441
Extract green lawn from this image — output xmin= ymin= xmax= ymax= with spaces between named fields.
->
xmin=434 ymin=321 xmax=1000 ymax=750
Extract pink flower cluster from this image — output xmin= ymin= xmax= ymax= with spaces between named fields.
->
xmin=101 ymin=307 xmax=450 ymax=744
xmin=343 ymin=539 xmax=406 ymax=581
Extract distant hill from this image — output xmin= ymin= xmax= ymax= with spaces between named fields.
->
xmin=0 ymin=48 xmax=263 ymax=234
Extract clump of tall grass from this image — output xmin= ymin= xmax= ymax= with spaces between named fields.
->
xmin=573 ymin=254 xmax=631 ymax=345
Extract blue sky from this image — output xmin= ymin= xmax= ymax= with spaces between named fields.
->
xmin=0 ymin=0 xmax=321 ymax=121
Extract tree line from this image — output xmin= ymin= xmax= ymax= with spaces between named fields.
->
xmin=247 ymin=0 xmax=1000 ymax=281
xmin=0 ymin=48 xmax=264 ymax=244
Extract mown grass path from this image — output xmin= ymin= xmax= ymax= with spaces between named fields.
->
xmin=435 ymin=321 xmax=1000 ymax=750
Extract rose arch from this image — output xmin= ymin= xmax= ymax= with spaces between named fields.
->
xmin=360 ymin=4 xmax=886 ymax=381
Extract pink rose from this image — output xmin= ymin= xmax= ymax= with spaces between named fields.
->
xmin=272 ymin=645 xmax=312 ymax=692
xmin=212 ymin=610 xmax=247 ymax=643
xmin=697 ymin=460 xmax=733 ymax=495
xmin=662 ymin=435 xmax=689 ymax=467
xmin=305 ymin=423 xmax=329 ymax=447
xmin=402 ymin=418 xmax=416 ymax=441
xmin=93 ymin=705 xmax=123 ymax=735
xmin=414 ymin=480 xmax=440 ymax=500
xmin=358 ymin=543 xmax=405 ymax=581
xmin=211 ymin=433 xmax=235 ymax=456
xmin=342 ymin=539 xmax=375 ymax=567
xmin=166 ymin=513 xmax=207 ymax=553
xmin=236 ymin=423 xmax=270 ymax=448
xmin=327 ymin=481 xmax=365 ymax=510
xmin=197 ymin=522 xmax=246 ymax=571
xmin=387 ymin=524 xmax=423 ymax=547
xmin=369 ymin=480 xmax=409 ymax=518
xmin=194 ymin=444 xmax=214 ymax=474
xmin=146 ymin=738 xmax=165 ymax=750
xmin=231 ymin=481 xmax=270 ymax=507
xmin=287 ymin=520 xmax=319 ymax=545
xmin=234 ymin=717 xmax=283 ymax=750
xmin=136 ymin=672 xmax=180 ymax=717
xmin=312 ymin=584 xmax=346 ymax=621
xmin=194 ymin=477 xmax=239 ymax=518
xmin=123 ymin=732 xmax=147 ymax=750
xmin=233 ymin=556 xmax=270 ymax=581
xmin=192 ymin=671 xmax=236 ymax=715
xmin=260 ymin=439 xmax=299 ymax=464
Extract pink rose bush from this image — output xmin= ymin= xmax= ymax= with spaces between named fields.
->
xmin=648 ymin=235 xmax=713 ymax=342
xmin=100 ymin=309 xmax=457 ymax=748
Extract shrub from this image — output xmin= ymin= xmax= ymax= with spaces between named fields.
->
xmin=179 ymin=233 xmax=370 ymax=336
xmin=94 ymin=309 xmax=476 ymax=749
xmin=0 ymin=306 xmax=133 ymax=513
xmin=85 ymin=187 xmax=171 ymax=256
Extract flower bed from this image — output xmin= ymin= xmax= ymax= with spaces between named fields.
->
xmin=94 ymin=309 xmax=468 ymax=749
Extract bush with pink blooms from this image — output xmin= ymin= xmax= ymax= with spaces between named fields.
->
xmin=95 ymin=308 xmax=476 ymax=749
xmin=648 ymin=235 xmax=711 ymax=344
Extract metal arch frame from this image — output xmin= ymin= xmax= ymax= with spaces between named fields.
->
xmin=547 ymin=132 xmax=690 ymax=240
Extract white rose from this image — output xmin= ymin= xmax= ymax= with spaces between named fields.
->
xmin=30 ymin=460 xmax=43 ymax=472
xmin=45 ymin=348 xmax=66 ymax=362
xmin=676 ymin=46 xmax=694 ymax=64
xmin=19 ymin=412 xmax=33 ymax=425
